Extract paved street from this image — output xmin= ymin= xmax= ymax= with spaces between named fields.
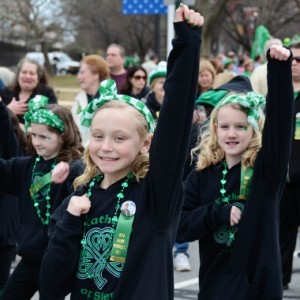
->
xmin=11 ymin=233 xmax=300 ymax=299
xmin=174 ymin=235 xmax=300 ymax=300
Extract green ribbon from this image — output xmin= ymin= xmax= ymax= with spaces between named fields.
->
xmin=110 ymin=214 xmax=134 ymax=263
xmin=239 ymin=167 xmax=253 ymax=200
xmin=24 ymin=95 xmax=65 ymax=133
xmin=80 ymin=79 xmax=155 ymax=133
xmin=29 ymin=171 xmax=52 ymax=197
xmin=216 ymin=92 xmax=265 ymax=132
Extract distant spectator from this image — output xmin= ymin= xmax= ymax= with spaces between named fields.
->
xmin=106 ymin=43 xmax=127 ymax=92
xmin=120 ymin=65 xmax=150 ymax=99
xmin=242 ymin=58 xmax=254 ymax=77
xmin=142 ymin=53 xmax=159 ymax=76
xmin=250 ymin=38 xmax=283 ymax=97
xmin=0 ymin=66 xmax=15 ymax=87
xmin=0 ymin=58 xmax=57 ymax=124
xmin=254 ymin=54 xmax=263 ymax=69
xmin=143 ymin=61 xmax=167 ymax=119
xmin=72 ymin=54 xmax=110 ymax=146
xmin=197 ymin=59 xmax=216 ymax=96
xmin=223 ymin=58 xmax=237 ymax=76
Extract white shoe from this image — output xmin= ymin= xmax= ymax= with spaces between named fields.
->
xmin=174 ymin=253 xmax=191 ymax=272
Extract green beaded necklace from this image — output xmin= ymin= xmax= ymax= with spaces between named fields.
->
xmin=30 ymin=156 xmax=56 ymax=225
xmin=214 ymin=161 xmax=238 ymax=247
xmin=80 ymin=173 xmax=133 ymax=279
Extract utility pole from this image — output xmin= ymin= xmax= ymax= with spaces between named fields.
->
xmin=164 ymin=0 xmax=196 ymax=57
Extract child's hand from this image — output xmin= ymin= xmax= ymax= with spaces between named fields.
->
xmin=67 ymin=194 xmax=91 ymax=216
xmin=230 ymin=206 xmax=242 ymax=226
xmin=52 ymin=162 xmax=70 ymax=184
xmin=269 ymin=45 xmax=290 ymax=61
xmin=174 ymin=3 xmax=204 ymax=27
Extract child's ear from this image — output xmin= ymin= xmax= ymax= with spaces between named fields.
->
xmin=140 ymin=134 xmax=153 ymax=154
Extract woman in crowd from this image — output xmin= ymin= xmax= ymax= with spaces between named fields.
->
xmin=120 ymin=65 xmax=150 ymax=100
xmin=0 ymin=57 xmax=57 ymax=125
xmin=72 ymin=54 xmax=110 ymax=146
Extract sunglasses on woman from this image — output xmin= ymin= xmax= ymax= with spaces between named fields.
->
xmin=133 ymin=75 xmax=147 ymax=80
xmin=292 ymin=56 xmax=300 ymax=63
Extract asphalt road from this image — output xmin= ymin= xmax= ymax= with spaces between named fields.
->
xmin=174 ymin=236 xmax=300 ymax=300
xmin=12 ymin=233 xmax=300 ymax=299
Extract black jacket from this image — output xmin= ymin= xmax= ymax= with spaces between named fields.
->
xmin=0 ymin=156 xmax=84 ymax=261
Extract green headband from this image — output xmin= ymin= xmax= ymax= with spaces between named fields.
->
xmin=24 ymin=95 xmax=65 ymax=133
xmin=80 ymin=79 xmax=155 ymax=133
xmin=216 ymin=92 xmax=266 ymax=132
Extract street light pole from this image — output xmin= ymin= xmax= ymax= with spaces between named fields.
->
xmin=165 ymin=0 xmax=195 ymax=57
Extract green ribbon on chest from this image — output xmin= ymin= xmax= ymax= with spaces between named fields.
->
xmin=239 ymin=167 xmax=253 ymax=200
xmin=110 ymin=214 xmax=135 ymax=263
xmin=29 ymin=171 xmax=52 ymax=197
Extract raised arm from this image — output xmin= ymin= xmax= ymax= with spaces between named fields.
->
xmin=148 ymin=5 xmax=204 ymax=229
xmin=262 ymin=45 xmax=293 ymax=185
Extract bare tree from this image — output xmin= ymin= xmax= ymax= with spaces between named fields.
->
xmin=0 ymin=0 xmax=69 ymax=75
xmin=61 ymin=0 xmax=163 ymax=60
xmin=193 ymin=0 xmax=300 ymax=57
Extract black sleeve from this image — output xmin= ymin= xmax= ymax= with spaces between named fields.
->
xmin=147 ymin=22 xmax=202 ymax=230
xmin=260 ymin=50 xmax=294 ymax=191
xmin=40 ymin=196 xmax=84 ymax=298
xmin=0 ymin=101 xmax=24 ymax=158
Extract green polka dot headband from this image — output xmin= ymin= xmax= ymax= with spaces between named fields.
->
xmin=216 ymin=92 xmax=266 ymax=132
xmin=24 ymin=95 xmax=65 ymax=133
xmin=80 ymin=79 xmax=155 ymax=133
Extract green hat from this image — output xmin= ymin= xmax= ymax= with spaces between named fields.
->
xmin=80 ymin=79 xmax=155 ymax=133
xmin=196 ymin=90 xmax=229 ymax=108
xmin=149 ymin=61 xmax=167 ymax=85
xmin=196 ymin=75 xmax=254 ymax=108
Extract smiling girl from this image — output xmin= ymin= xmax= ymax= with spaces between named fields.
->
xmin=39 ymin=4 xmax=204 ymax=300
xmin=177 ymin=45 xmax=294 ymax=299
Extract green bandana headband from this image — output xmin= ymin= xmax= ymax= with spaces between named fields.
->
xmin=80 ymin=79 xmax=155 ymax=133
xmin=216 ymin=92 xmax=266 ymax=132
xmin=24 ymin=95 xmax=65 ymax=133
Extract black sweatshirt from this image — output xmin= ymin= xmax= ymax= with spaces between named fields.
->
xmin=0 ymin=156 xmax=84 ymax=261
xmin=177 ymin=52 xmax=294 ymax=299
xmin=0 ymin=101 xmax=25 ymax=247
xmin=39 ymin=22 xmax=202 ymax=300
xmin=288 ymin=91 xmax=300 ymax=182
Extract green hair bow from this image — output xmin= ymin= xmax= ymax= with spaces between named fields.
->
xmin=80 ymin=79 xmax=155 ymax=133
xmin=24 ymin=95 xmax=65 ymax=133
xmin=216 ymin=92 xmax=266 ymax=132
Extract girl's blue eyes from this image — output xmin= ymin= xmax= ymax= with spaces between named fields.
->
xmin=219 ymin=125 xmax=248 ymax=130
xmin=93 ymin=135 xmax=125 ymax=142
